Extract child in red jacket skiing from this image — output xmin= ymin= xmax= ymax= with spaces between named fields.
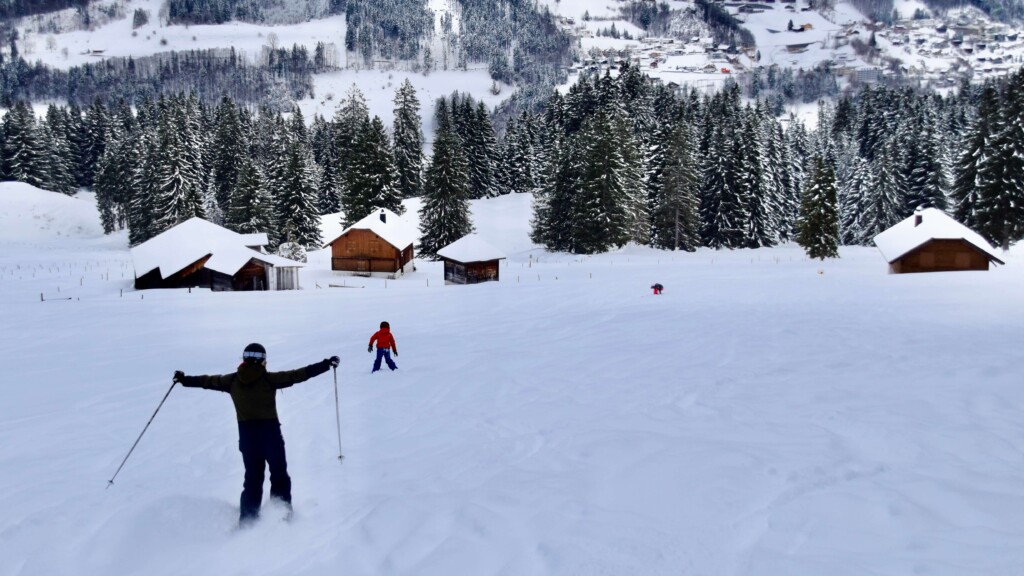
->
xmin=368 ymin=321 xmax=398 ymax=372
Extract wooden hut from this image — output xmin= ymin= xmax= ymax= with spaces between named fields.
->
xmin=131 ymin=217 xmax=303 ymax=291
xmin=436 ymin=234 xmax=506 ymax=285
xmin=873 ymin=208 xmax=1004 ymax=274
xmin=324 ymin=208 xmax=416 ymax=276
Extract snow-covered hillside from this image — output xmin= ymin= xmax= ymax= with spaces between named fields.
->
xmin=2 ymin=184 xmax=1024 ymax=575
xmin=11 ymin=0 xmax=507 ymax=139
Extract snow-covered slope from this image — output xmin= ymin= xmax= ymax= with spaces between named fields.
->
xmin=1 ymin=187 xmax=1023 ymax=575
xmin=0 ymin=182 xmax=105 ymax=242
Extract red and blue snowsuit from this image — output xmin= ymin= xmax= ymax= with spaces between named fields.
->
xmin=369 ymin=327 xmax=398 ymax=372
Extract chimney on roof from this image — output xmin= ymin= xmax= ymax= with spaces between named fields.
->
xmin=914 ymin=210 xmax=923 ymax=227
xmin=380 ymin=210 xmax=386 ymax=224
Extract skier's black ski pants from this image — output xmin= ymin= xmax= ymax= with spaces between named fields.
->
xmin=238 ymin=420 xmax=291 ymax=521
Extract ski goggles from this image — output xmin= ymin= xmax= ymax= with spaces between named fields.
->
xmin=243 ymin=350 xmax=267 ymax=361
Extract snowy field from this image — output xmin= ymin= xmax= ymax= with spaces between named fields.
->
xmin=1 ymin=183 xmax=1024 ymax=575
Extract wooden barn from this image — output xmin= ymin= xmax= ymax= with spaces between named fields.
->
xmin=873 ymin=208 xmax=1004 ymax=274
xmin=324 ymin=208 xmax=415 ymax=276
xmin=436 ymin=234 xmax=506 ymax=285
xmin=131 ymin=217 xmax=303 ymax=291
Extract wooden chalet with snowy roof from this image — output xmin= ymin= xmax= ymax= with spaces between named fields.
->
xmin=131 ymin=217 xmax=303 ymax=291
xmin=324 ymin=208 xmax=415 ymax=276
xmin=873 ymin=208 xmax=1004 ymax=274
xmin=436 ymin=234 xmax=506 ymax=285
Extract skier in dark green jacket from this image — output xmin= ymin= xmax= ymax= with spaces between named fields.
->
xmin=174 ymin=343 xmax=339 ymax=526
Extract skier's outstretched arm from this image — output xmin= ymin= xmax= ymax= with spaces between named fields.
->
xmin=267 ymin=356 xmax=339 ymax=390
xmin=174 ymin=371 xmax=233 ymax=393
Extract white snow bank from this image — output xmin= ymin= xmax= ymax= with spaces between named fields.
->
xmin=0 ymin=182 xmax=105 ymax=242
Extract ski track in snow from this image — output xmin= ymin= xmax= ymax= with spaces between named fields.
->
xmin=2 ymin=185 xmax=1024 ymax=575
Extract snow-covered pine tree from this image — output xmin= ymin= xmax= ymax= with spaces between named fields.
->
xmin=152 ymin=96 xmax=205 ymax=232
xmin=227 ymin=156 xmax=276 ymax=237
xmin=418 ymin=118 xmax=473 ymax=259
xmin=905 ymin=108 xmax=949 ymax=213
xmin=392 ymin=79 xmax=424 ymax=199
xmin=530 ymin=132 xmax=580 ymax=252
xmin=862 ymin=137 xmax=906 ymax=239
xmin=797 ymin=155 xmax=840 ymax=260
xmin=781 ymin=120 xmax=810 ymax=240
xmin=333 ymin=84 xmax=369 ymax=187
xmin=3 ymin=101 xmax=48 ymax=190
xmin=128 ymin=128 xmax=162 ymax=246
xmin=650 ymin=121 xmax=700 ymax=251
xmin=210 ymin=96 xmax=248 ymax=214
xmin=342 ymin=116 xmax=401 ymax=227
xmin=739 ymin=107 xmax=775 ymax=248
xmin=975 ymin=71 xmax=1024 ymax=250
xmin=570 ymin=110 xmax=634 ymax=253
xmin=761 ymin=112 xmax=788 ymax=244
xmin=700 ymin=120 xmax=748 ymax=249
xmin=41 ymin=105 xmax=76 ymax=195
xmin=466 ymin=101 xmax=500 ymax=199
xmin=95 ymin=130 xmax=141 ymax=234
xmin=275 ymin=138 xmax=322 ymax=248
xmin=64 ymin=102 xmax=87 ymax=188
xmin=310 ymin=114 xmax=342 ymax=214
xmin=838 ymin=154 xmax=876 ymax=245
xmin=80 ymin=99 xmax=110 ymax=188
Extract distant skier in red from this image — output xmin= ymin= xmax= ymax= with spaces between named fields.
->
xmin=368 ymin=321 xmax=398 ymax=372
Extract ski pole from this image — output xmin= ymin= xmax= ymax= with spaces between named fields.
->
xmin=333 ymin=366 xmax=344 ymax=462
xmin=107 ymin=379 xmax=177 ymax=489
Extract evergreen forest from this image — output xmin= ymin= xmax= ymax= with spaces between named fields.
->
xmin=3 ymin=62 xmax=1024 ymax=257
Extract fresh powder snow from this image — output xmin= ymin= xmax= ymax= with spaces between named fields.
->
xmin=1 ymin=183 xmax=1023 ymax=575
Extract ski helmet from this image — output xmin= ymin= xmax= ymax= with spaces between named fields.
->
xmin=242 ymin=343 xmax=267 ymax=363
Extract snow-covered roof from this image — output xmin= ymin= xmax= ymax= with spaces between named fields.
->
xmin=873 ymin=208 xmax=1004 ymax=264
xmin=436 ymin=234 xmax=507 ymax=263
xmin=325 ymin=208 xmax=416 ymax=250
xmin=131 ymin=217 xmax=302 ymax=280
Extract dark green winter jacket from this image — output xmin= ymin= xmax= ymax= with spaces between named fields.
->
xmin=181 ymin=360 xmax=330 ymax=422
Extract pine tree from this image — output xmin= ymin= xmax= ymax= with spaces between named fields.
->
xmin=153 ymin=97 xmax=205 ymax=232
xmin=531 ymin=132 xmax=580 ymax=252
xmin=418 ymin=121 xmax=473 ymax=259
xmin=227 ymin=156 xmax=276 ymax=236
xmin=3 ymin=101 xmax=48 ymax=189
xmin=465 ymin=101 xmax=500 ymax=199
xmin=310 ymin=114 xmax=342 ymax=214
xmin=838 ymin=155 xmax=876 ymax=245
xmin=951 ymin=94 xmax=989 ymax=230
xmin=129 ymin=128 xmax=162 ymax=246
xmin=975 ymin=72 xmax=1024 ymax=250
xmin=342 ymin=116 xmax=401 ymax=226
xmin=95 ymin=130 xmax=141 ymax=234
xmin=862 ymin=137 xmax=906 ymax=239
xmin=650 ymin=122 xmax=700 ymax=251
xmin=80 ymin=99 xmax=110 ymax=188
xmin=275 ymin=139 xmax=322 ymax=248
xmin=392 ymin=79 xmax=424 ymax=198
xmin=41 ymin=105 xmax=76 ymax=194
xmin=210 ymin=96 xmax=247 ymax=214
xmin=570 ymin=111 xmax=635 ymax=253
xmin=333 ymin=84 xmax=369 ymax=184
xmin=905 ymin=111 xmax=949 ymax=213
xmin=797 ymin=156 xmax=840 ymax=260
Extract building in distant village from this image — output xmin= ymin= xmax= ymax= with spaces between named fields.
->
xmin=873 ymin=208 xmax=1004 ymax=274
xmin=436 ymin=234 xmax=506 ymax=285
xmin=131 ymin=217 xmax=303 ymax=291
xmin=324 ymin=208 xmax=415 ymax=276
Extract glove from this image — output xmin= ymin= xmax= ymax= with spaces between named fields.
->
xmin=173 ymin=370 xmax=185 ymax=384
xmin=329 ymin=356 xmax=340 ymax=368
xmin=367 ymin=344 xmax=373 ymax=353
xmin=393 ymin=351 xmax=398 ymax=357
